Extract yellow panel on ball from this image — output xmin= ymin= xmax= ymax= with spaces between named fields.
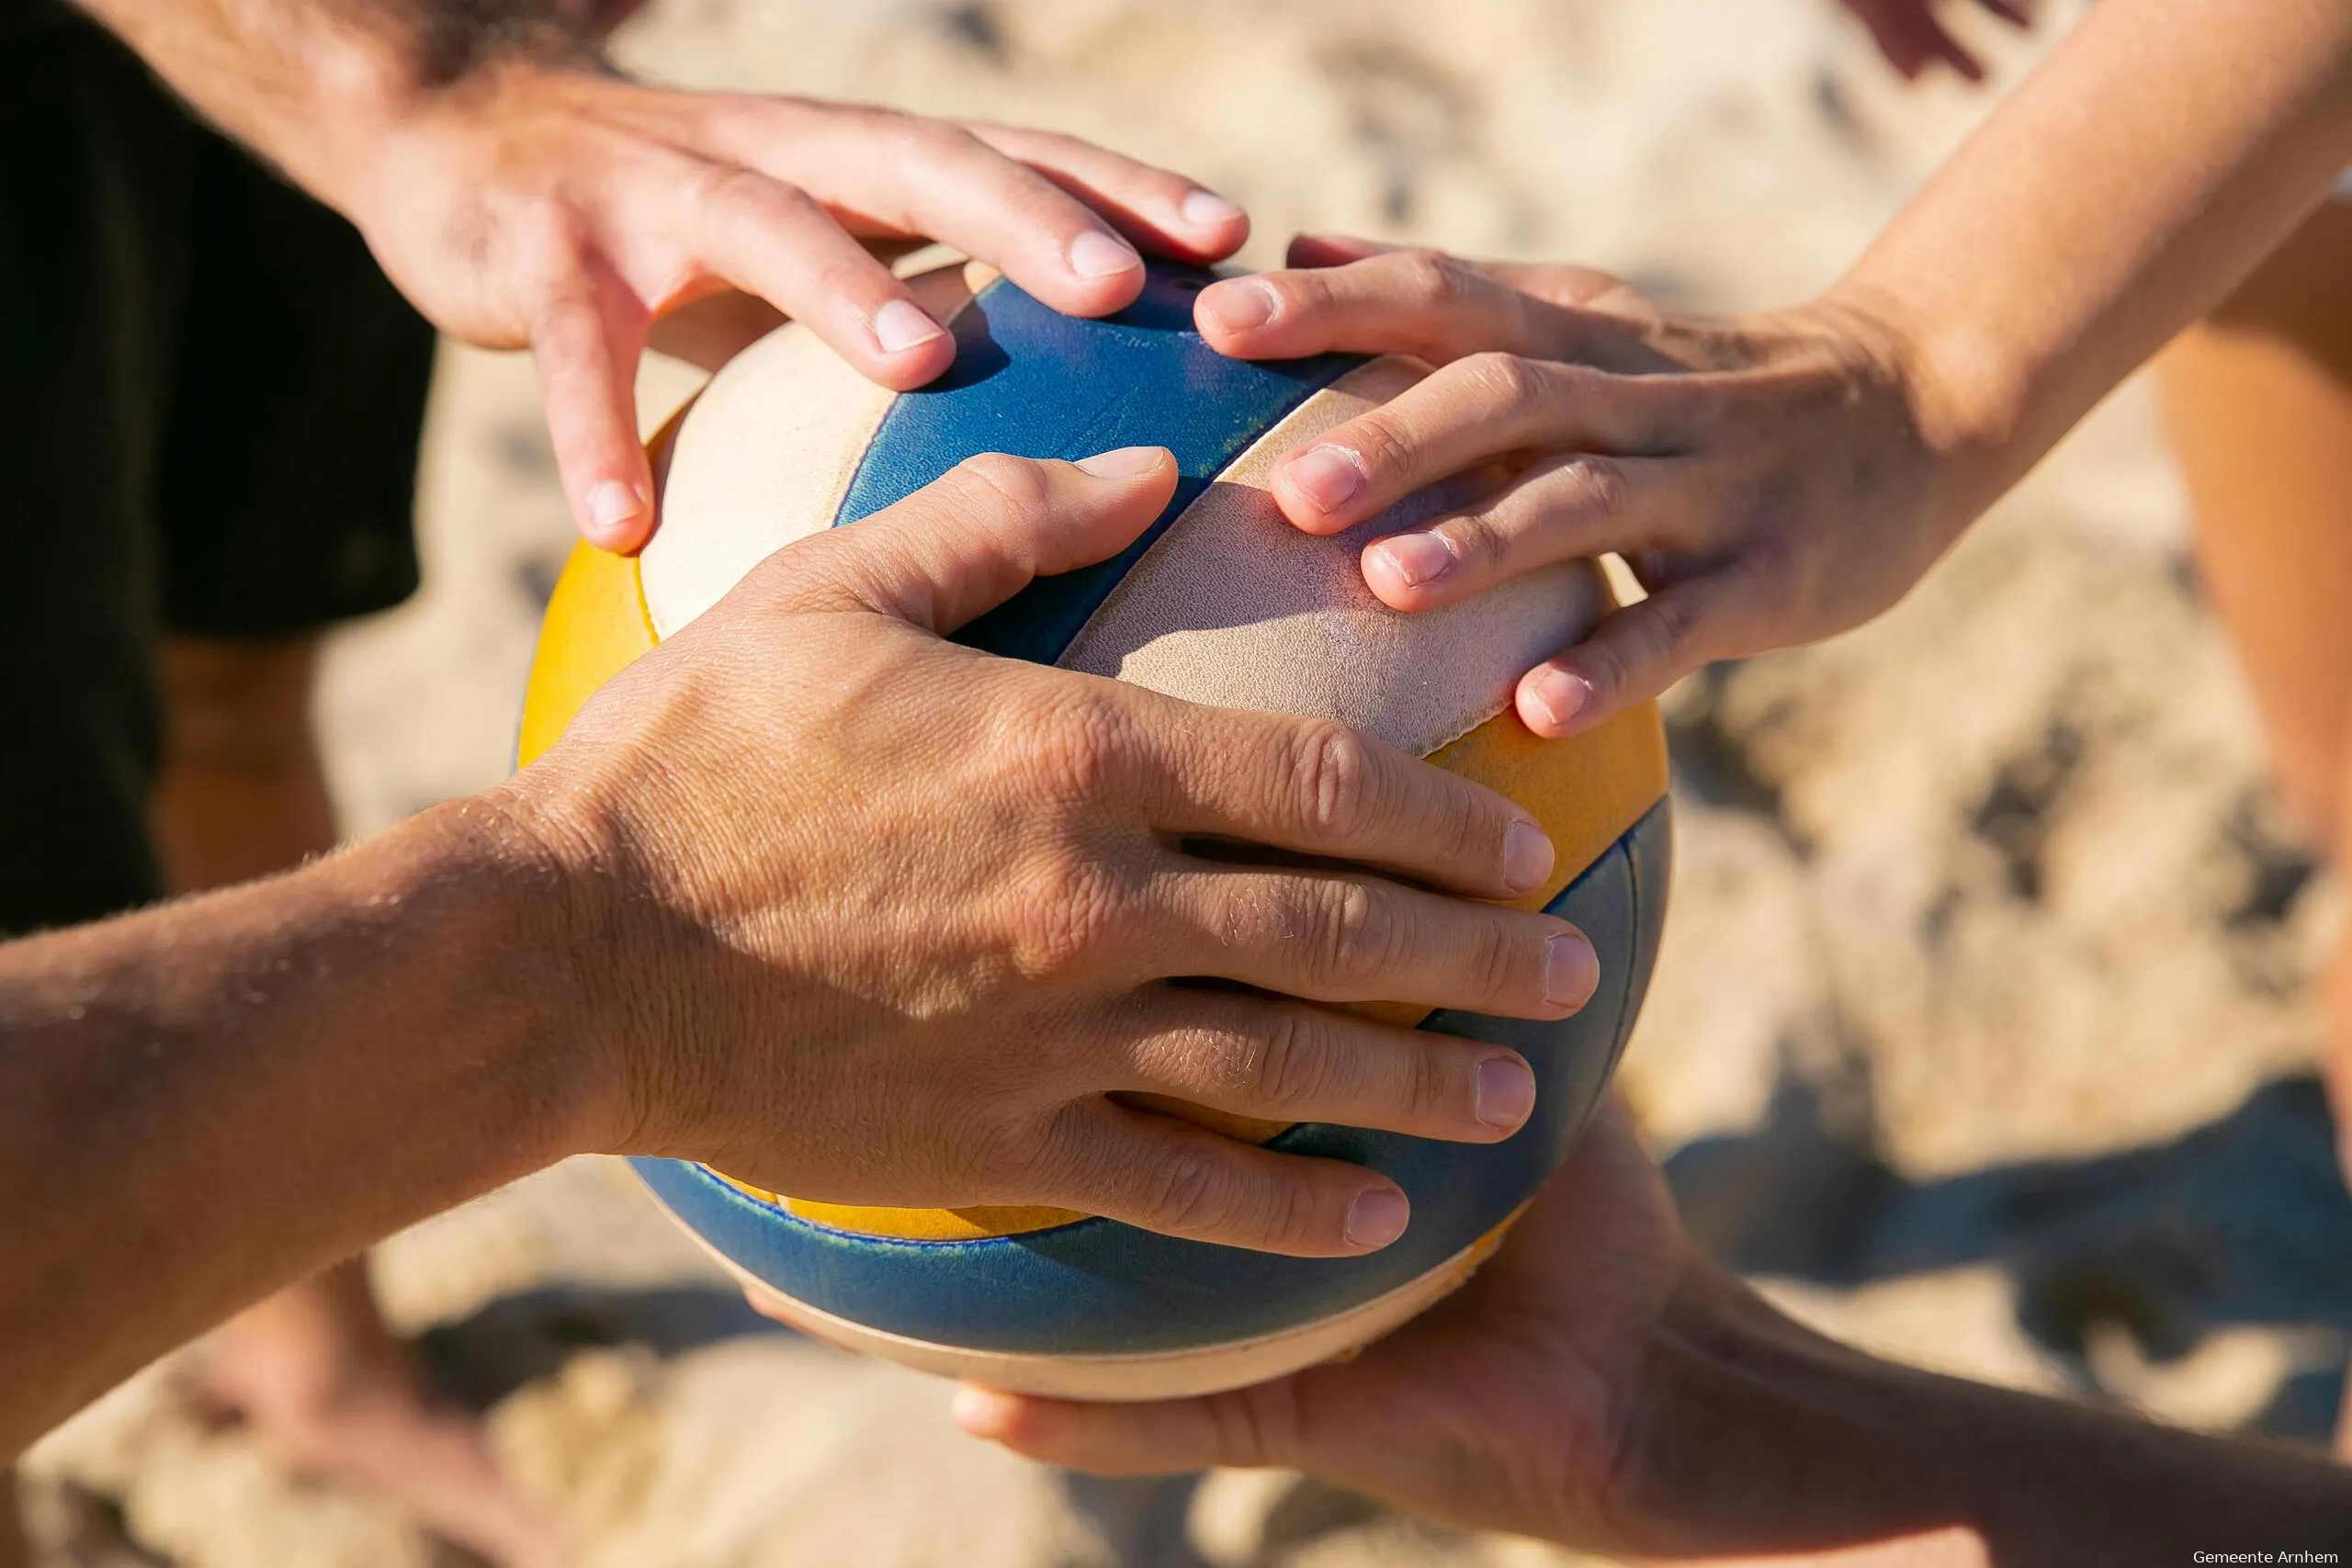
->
xmin=516 ymin=540 xmax=652 ymax=770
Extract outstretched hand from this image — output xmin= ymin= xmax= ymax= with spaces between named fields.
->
xmin=345 ymin=63 xmax=1246 ymax=551
xmin=1194 ymin=237 xmax=1965 ymax=739
xmin=955 ymin=1096 xmax=1699 ymax=1554
xmin=515 ymin=448 xmax=1601 ymax=1259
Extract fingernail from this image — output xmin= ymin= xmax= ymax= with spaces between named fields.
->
xmin=1282 ymin=446 xmax=1365 ymax=513
xmin=1069 ymin=229 xmax=1144 ymax=279
xmin=1074 ymin=445 xmax=1167 ymax=479
xmin=873 ymin=298 xmax=947 ymax=355
xmin=1475 ymin=1057 xmax=1537 ymax=1131
xmin=1503 ymin=820 xmax=1555 ymax=893
xmin=586 ymin=479 xmax=645 ymax=540
xmin=1369 ymin=532 xmax=1455 ymax=590
xmin=1200 ymin=278 xmax=1277 ymax=333
xmin=1525 ymin=669 xmax=1594 ymax=733
xmin=1544 ymin=933 xmax=1600 ymax=1010
xmin=1181 ymin=188 xmax=1246 ymax=229
xmin=1344 ymin=1188 xmax=1410 ymax=1250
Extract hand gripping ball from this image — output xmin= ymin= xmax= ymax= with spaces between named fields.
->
xmin=518 ymin=260 xmax=1671 ymax=1401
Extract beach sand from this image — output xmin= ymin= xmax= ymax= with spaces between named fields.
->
xmin=22 ymin=0 xmax=2352 ymax=1562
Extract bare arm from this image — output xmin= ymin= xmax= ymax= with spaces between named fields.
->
xmin=1613 ymin=1270 xmax=2352 ymax=1564
xmin=67 ymin=0 xmax=1249 ymax=547
xmin=967 ymin=1100 xmax=2352 ymax=1564
xmin=67 ymin=0 xmax=589 ymax=193
xmin=1195 ymin=0 xmax=2352 ymax=736
xmin=0 ymin=799 xmax=593 ymax=1454
xmin=1854 ymin=0 xmax=2352 ymax=520
xmin=1 ymin=453 xmax=1591 ymax=1457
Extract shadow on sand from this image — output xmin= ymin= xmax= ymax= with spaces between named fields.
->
xmin=418 ymin=1282 xmax=785 ymax=1412
xmin=398 ymin=1072 xmax=2351 ymax=1562
xmin=1666 ymin=1070 xmax=2352 ymax=1442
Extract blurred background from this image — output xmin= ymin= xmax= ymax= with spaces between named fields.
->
xmin=25 ymin=0 xmax=2352 ymax=1562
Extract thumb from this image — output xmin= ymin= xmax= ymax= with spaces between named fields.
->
xmin=751 ymin=447 xmax=1178 ymax=632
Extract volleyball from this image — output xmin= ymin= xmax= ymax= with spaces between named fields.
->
xmin=517 ymin=259 xmax=1670 ymax=1401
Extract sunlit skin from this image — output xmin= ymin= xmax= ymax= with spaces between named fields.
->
xmin=1196 ymin=0 xmax=2352 ymax=745
xmin=0 ymin=451 xmax=1604 ymax=1459
xmin=2158 ymin=200 xmax=2352 ymax=1454
xmin=145 ymin=637 xmax=566 ymax=1568
xmin=963 ymin=1100 xmax=2352 ymax=1565
xmin=74 ymin=0 xmax=1250 ymax=552
xmin=944 ymin=0 xmax=2352 ymax=1556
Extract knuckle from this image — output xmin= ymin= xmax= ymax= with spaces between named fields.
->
xmin=1287 ymin=267 xmax=1339 ymax=319
xmin=515 ymin=207 xmax=593 ymax=288
xmin=1468 ymin=915 xmax=1531 ymax=1008
xmin=1312 ymin=879 xmax=1389 ymax=987
xmin=1016 ymin=695 xmax=1126 ymax=804
xmin=1442 ymin=788 xmax=1506 ymax=874
xmin=1435 ymin=512 xmax=1506 ymax=576
xmin=904 ymin=114 xmax=987 ymax=160
xmin=507 ymin=218 xmax=601 ymax=330
xmin=1558 ymin=453 xmax=1632 ymax=523
xmin=995 ymin=708 xmax=1138 ymax=976
xmin=1341 ymin=412 xmax=1416 ymax=479
xmin=1005 ymin=857 xmax=1125 ymax=979
xmin=839 ymin=103 xmax=912 ymax=141
xmin=693 ymin=164 xmax=799 ymax=234
xmin=1575 ymin=635 xmax=1634 ymax=707
xmin=1142 ymin=1144 xmax=1231 ymax=1235
xmin=1250 ymin=1009 xmax=1331 ymax=1111
xmin=1732 ymin=526 xmax=1804 ymax=604
xmin=1291 ymin=721 xmax=1374 ymax=840
xmin=954 ymin=451 xmax=1057 ymax=516
xmin=978 ymin=1100 xmax=1088 ymax=1203
xmin=1458 ymin=350 xmax=1544 ymax=417
xmin=1263 ymin=1168 xmax=1336 ymax=1252
xmin=1642 ymin=589 xmax=1710 ymax=663
xmin=1395 ymin=247 xmax=1472 ymax=310
xmin=1408 ymin=1048 xmax=1464 ymax=1126
xmin=1408 ymin=772 xmax=1489 ymax=871
xmin=950 ymin=1097 xmax=1050 ymax=1191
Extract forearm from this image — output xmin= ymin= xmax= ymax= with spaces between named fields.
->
xmin=1620 ymin=1267 xmax=2352 ymax=1565
xmin=69 ymin=0 xmax=595 ymax=209
xmin=1838 ymin=0 xmax=2352 ymax=529
xmin=0 ymin=795 xmax=602 ymax=1456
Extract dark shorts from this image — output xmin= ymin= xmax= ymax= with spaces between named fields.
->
xmin=0 ymin=15 xmax=435 ymax=935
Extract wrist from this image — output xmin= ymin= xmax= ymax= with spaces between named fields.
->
xmin=1610 ymin=1263 xmax=1783 ymax=1538
xmin=1608 ymin=1262 xmax=1959 ymax=1560
xmin=394 ymin=784 xmax=634 ymax=1168
xmin=472 ymin=762 xmax=697 ymax=1166
xmin=1817 ymin=271 xmax=2036 ymax=538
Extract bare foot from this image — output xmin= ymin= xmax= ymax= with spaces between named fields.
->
xmin=196 ymin=1265 xmax=568 ymax=1568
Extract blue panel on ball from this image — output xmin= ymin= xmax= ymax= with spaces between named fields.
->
xmin=633 ymin=795 xmax=1672 ymax=1358
xmin=1617 ymin=798 xmax=1674 ymax=1071
xmin=831 ymin=264 xmax=1361 ymax=666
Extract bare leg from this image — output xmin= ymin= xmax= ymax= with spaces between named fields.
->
xmin=2157 ymin=200 xmax=2352 ymax=1455
xmin=152 ymin=636 xmax=567 ymax=1567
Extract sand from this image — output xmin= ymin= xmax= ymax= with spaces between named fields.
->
xmin=22 ymin=0 xmax=2352 ymax=1562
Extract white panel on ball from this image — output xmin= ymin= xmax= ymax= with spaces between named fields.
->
xmin=1058 ymin=360 xmax=1607 ymax=759
xmin=641 ymin=268 xmax=982 ymax=638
